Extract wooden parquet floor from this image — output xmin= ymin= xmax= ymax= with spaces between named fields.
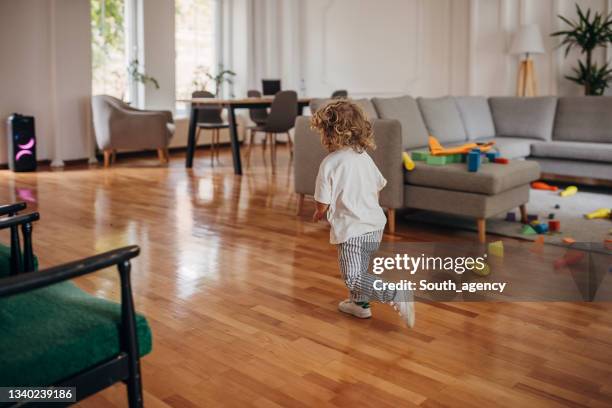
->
xmin=1 ymin=146 xmax=611 ymax=407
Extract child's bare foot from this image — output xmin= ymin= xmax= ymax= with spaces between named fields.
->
xmin=338 ymin=300 xmax=372 ymax=319
xmin=390 ymin=290 xmax=415 ymax=328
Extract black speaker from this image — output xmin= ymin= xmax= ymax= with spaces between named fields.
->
xmin=6 ymin=113 xmax=37 ymax=172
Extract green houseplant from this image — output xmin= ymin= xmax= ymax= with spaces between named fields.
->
xmin=128 ymin=59 xmax=160 ymax=90
xmin=551 ymin=4 xmax=612 ymax=95
xmin=193 ymin=64 xmax=236 ymax=97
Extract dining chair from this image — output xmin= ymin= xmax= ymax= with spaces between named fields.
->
xmin=245 ymin=90 xmax=269 ymax=165
xmin=246 ymin=90 xmax=298 ymax=170
xmin=192 ymin=90 xmax=229 ymax=166
xmin=331 ymin=89 xmax=348 ymax=99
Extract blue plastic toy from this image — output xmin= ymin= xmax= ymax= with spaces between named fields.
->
xmin=486 ymin=152 xmax=499 ymax=162
xmin=467 ymin=149 xmax=481 ymax=172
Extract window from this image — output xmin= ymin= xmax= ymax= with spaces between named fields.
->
xmin=175 ymin=0 xmax=217 ymax=113
xmin=91 ymin=0 xmax=127 ymax=99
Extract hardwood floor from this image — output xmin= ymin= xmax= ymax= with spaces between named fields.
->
xmin=1 ymin=146 xmax=611 ymax=407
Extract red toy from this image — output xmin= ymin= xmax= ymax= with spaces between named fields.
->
xmin=531 ymin=181 xmax=558 ymax=191
xmin=494 ymin=157 xmax=509 ymax=164
xmin=548 ymin=220 xmax=560 ymax=232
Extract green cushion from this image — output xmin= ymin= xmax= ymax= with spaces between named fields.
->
xmin=0 ymin=243 xmax=39 ymax=278
xmin=0 ymin=281 xmax=152 ymax=386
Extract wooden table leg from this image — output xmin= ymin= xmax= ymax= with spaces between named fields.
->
xmin=227 ymin=105 xmax=242 ymax=175
xmin=519 ymin=204 xmax=528 ymax=224
xmin=477 ymin=218 xmax=486 ymax=243
xmin=186 ymin=106 xmax=198 ymax=168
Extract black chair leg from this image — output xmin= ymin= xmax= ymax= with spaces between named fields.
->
xmin=119 ymin=260 xmax=144 ymax=408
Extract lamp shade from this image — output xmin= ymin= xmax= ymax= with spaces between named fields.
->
xmin=510 ymin=24 xmax=545 ymax=55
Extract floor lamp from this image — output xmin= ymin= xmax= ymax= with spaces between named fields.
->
xmin=510 ymin=24 xmax=545 ymax=97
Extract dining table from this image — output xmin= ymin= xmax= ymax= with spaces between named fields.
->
xmin=179 ymin=97 xmax=313 ymax=175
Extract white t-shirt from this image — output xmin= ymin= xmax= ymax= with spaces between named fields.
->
xmin=314 ymin=148 xmax=388 ymax=244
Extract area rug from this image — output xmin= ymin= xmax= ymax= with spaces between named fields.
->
xmin=403 ymin=188 xmax=611 ymax=244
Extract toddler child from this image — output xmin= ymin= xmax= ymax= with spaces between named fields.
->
xmin=311 ymin=100 xmax=414 ymax=328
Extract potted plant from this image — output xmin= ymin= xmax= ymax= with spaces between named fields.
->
xmin=192 ymin=64 xmax=236 ymax=97
xmin=551 ymin=5 xmax=612 ymax=95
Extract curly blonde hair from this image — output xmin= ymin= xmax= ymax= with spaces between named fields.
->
xmin=310 ymin=100 xmax=375 ymax=153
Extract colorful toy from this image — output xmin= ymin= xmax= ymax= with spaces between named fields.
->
xmin=530 ymin=236 xmax=545 ymax=253
xmin=505 ymin=212 xmax=516 ymax=222
xmin=428 ymin=136 xmax=495 ymax=156
xmin=486 ymin=152 xmax=499 ymax=162
xmin=554 ymin=251 xmax=585 ymax=270
xmin=531 ymin=181 xmax=558 ymax=191
xmin=560 ymin=186 xmax=577 ymax=197
xmin=554 ymin=204 xmax=560 ymax=209
xmin=562 ymin=237 xmax=576 ymax=244
xmin=488 ymin=241 xmax=504 ymax=257
xmin=548 ymin=220 xmax=560 ymax=232
xmin=527 ymin=214 xmax=538 ymax=222
xmin=402 ymin=152 xmax=415 ymax=171
xmin=494 ymin=157 xmax=509 ymax=164
xmin=533 ymin=223 xmax=548 ymax=234
xmin=467 ymin=149 xmax=481 ymax=172
xmin=521 ymin=225 xmax=537 ymax=235
xmin=411 ymin=151 xmax=429 ymax=161
xmin=548 ymin=213 xmax=555 ymax=220
xmin=584 ymin=208 xmax=611 ymax=220
xmin=426 ymin=155 xmax=449 ymax=165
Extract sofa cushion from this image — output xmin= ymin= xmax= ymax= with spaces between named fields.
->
xmin=404 ymin=160 xmax=540 ymax=195
xmin=527 ymin=158 xmax=612 ymax=181
xmin=417 ymin=97 xmax=467 ymax=144
xmin=475 ymin=137 xmax=536 ymax=159
xmin=371 ymin=96 xmax=429 ymax=149
xmin=553 ymin=97 xmax=612 ymax=143
xmin=0 ymin=281 xmax=152 ymax=386
xmin=531 ymin=141 xmax=612 ymax=163
xmin=489 ymin=96 xmax=557 ymax=141
xmin=309 ymin=98 xmax=378 ymax=120
xmin=454 ymin=96 xmax=496 ymax=140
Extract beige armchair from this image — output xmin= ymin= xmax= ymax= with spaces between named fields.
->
xmin=91 ymin=95 xmax=175 ymax=167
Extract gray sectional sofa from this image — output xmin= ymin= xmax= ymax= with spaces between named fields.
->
xmin=294 ymin=95 xmax=612 ymax=241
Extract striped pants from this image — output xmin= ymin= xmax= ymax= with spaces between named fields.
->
xmin=337 ymin=229 xmax=396 ymax=303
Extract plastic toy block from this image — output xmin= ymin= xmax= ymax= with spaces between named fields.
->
xmin=494 ymin=157 xmax=509 ymax=164
xmin=533 ymin=223 xmax=549 ymax=234
xmin=505 ymin=212 xmax=516 ymax=222
xmin=486 ymin=152 xmax=499 ymax=162
xmin=560 ymin=185 xmax=577 ymax=197
xmin=467 ymin=150 xmax=480 ymax=172
xmin=554 ymin=204 xmax=561 ymax=209
xmin=562 ymin=237 xmax=576 ymax=244
xmin=531 ymin=181 xmax=558 ymax=191
xmin=527 ymin=214 xmax=538 ymax=222
xmin=487 ymin=241 xmax=504 ymax=257
xmin=530 ymin=236 xmax=545 ymax=254
xmin=584 ymin=208 xmax=611 ymax=220
xmin=426 ymin=155 xmax=449 ymax=165
xmin=411 ymin=151 xmax=429 ymax=161
xmin=548 ymin=213 xmax=555 ymax=220
xmin=548 ymin=220 xmax=560 ymax=232
xmin=521 ymin=225 xmax=537 ymax=235
xmin=402 ymin=152 xmax=415 ymax=171
xmin=449 ymin=154 xmax=463 ymax=163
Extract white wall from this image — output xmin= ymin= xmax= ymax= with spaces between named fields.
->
xmin=238 ymin=0 xmax=612 ymax=98
xmin=0 ymin=0 xmax=92 ymax=165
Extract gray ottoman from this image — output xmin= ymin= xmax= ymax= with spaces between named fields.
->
xmin=404 ymin=160 xmax=541 ymax=242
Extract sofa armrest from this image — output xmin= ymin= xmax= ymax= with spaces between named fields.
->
xmin=370 ymin=119 xmax=404 ymax=209
xmin=294 ymin=116 xmax=327 ymax=196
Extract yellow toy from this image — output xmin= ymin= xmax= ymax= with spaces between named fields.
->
xmin=560 ymin=186 xmax=577 ymax=197
xmin=584 ymin=208 xmax=611 ymax=220
xmin=487 ymin=241 xmax=504 ymax=257
xmin=402 ymin=152 xmax=415 ymax=171
xmin=428 ymin=136 xmax=495 ymax=156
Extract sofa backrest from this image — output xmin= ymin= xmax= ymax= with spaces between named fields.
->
xmin=371 ymin=95 xmax=429 ymax=150
xmin=454 ymin=96 xmax=496 ymax=140
xmin=309 ymin=98 xmax=379 ymax=120
xmin=489 ymin=96 xmax=557 ymax=141
xmin=553 ymin=96 xmax=612 ymax=143
xmin=417 ymin=97 xmax=467 ymax=144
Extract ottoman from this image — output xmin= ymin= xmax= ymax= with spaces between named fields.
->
xmin=403 ymin=160 xmax=541 ymax=242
